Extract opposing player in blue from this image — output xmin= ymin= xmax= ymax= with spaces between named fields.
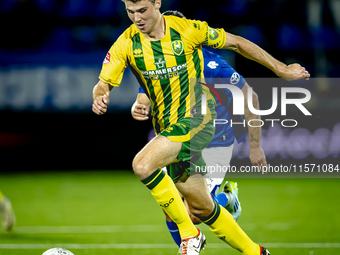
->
xmin=131 ymin=10 xmax=267 ymax=250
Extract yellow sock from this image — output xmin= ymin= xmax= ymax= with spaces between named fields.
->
xmin=142 ymin=169 xmax=198 ymax=238
xmin=205 ymin=202 xmax=260 ymax=255
xmin=0 ymin=191 xmax=3 ymax=202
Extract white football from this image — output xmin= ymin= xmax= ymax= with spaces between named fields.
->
xmin=42 ymin=248 xmax=75 ymax=255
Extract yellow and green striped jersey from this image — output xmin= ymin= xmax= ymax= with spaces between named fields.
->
xmin=99 ymin=15 xmax=226 ymax=133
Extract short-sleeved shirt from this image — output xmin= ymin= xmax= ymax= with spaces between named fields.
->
xmin=202 ymin=49 xmax=247 ymax=147
xmin=99 ymin=15 xmax=226 ymax=135
xmin=139 ymin=48 xmax=247 ymax=147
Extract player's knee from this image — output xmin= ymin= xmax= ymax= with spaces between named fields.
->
xmin=189 ymin=204 xmax=214 ymax=222
xmin=132 ymin=157 xmax=147 ymax=177
xmin=189 ymin=212 xmax=202 ymax=225
xmin=132 ymin=156 xmax=152 ymax=179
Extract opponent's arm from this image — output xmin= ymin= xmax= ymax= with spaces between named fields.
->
xmin=131 ymin=93 xmax=151 ymax=121
xmin=92 ymin=80 xmax=113 ymax=115
xmin=242 ymin=83 xmax=268 ymax=169
xmin=223 ymin=33 xmax=310 ymax=81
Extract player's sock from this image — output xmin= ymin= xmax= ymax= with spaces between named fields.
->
xmin=142 ymin=169 xmax=198 ymax=238
xmin=0 ymin=191 xmax=3 ymax=202
xmin=166 ymin=220 xmax=181 ymax=247
xmin=204 ymin=202 xmax=260 ymax=255
xmin=213 ymin=192 xmax=229 ymax=207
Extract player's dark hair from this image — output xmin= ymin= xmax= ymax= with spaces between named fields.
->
xmin=162 ymin=10 xmax=186 ymax=18
xmin=121 ymin=0 xmax=156 ymax=4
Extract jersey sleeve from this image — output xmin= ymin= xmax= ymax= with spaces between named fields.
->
xmin=186 ymin=19 xmax=226 ymax=49
xmin=138 ymin=86 xmax=146 ymax=94
xmin=217 ymin=55 xmax=246 ymax=90
xmin=99 ymin=36 xmax=128 ymax=87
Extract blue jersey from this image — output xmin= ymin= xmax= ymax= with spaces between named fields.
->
xmin=139 ymin=48 xmax=246 ymax=147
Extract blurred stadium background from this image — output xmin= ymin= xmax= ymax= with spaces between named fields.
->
xmin=0 ymin=0 xmax=339 ymax=254
xmin=0 ymin=0 xmax=339 ymax=170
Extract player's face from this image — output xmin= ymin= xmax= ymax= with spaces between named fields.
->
xmin=125 ymin=0 xmax=161 ymax=34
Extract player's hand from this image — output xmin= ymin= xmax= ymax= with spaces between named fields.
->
xmin=132 ymin=103 xmax=149 ymax=121
xmin=92 ymin=95 xmax=109 ymax=115
xmin=249 ymin=146 xmax=268 ymax=173
xmin=276 ymin=63 xmax=310 ymax=81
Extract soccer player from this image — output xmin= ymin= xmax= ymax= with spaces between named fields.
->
xmin=92 ymin=1 xmax=309 ymax=254
xmin=132 ymin=10 xmax=266 ymax=246
xmin=0 ymin=191 xmax=15 ymax=231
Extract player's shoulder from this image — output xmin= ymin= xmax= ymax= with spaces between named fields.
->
xmin=203 ymin=48 xmax=222 ymax=60
xmin=165 ymin=15 xmax=207 ymax=34
xmin=110 ymin=24 xmax=140 ymax=55
xmin=203 ymin=48 xmax=229 ymax=68
xmin=117 ymin=24 xmax=140 ymax=42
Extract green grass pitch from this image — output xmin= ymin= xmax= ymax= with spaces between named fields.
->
xmin=0 ymin=170 xmax=339 ymax=255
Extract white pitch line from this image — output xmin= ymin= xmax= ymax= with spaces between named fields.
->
xmin=13 ymin=223 xmax=293 ymax=234
xmin=0 ymin=243 xmax=340 ymax=249
xmin=14 ymin=225 xmax=166 ymax=234
xmin=261 ymin=243 xmax=340 ymax=248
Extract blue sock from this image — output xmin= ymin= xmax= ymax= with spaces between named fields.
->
xmin=213 ymin=193 xmax=229 ymax=207
xmin=166 ymin=220 xmax=181 ymax=247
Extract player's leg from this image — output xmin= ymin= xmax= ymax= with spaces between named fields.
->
xmin=133 ymin=135 xmax=198 ymax=239
xmin=208 ymin=178 xmax=230 ymax=206
xmin=158 ymin=111 xmax=217 ymax=254
xmin=202 ymin=144 xmax=235 ymax=195
xmin=223 ymin=181 xmax=242 ymax=221
xmin=175 ymin=176 xmax=215 ymax=221
xmin=176 ymin=177 xmax=261 ymax=255
xmin=133 ymin=134 xmax=181 ymax=179
xmin=165 ymin=216 xmax=181 ymax=247
xmin=159 ymin=166 xmax=183 ymax=247
xmin=203 ymin=144 xmax=242 ymax=221
xmin=0 ymin=191 xmax=16 ymax=231
xmin=163 ymin=189 xmax=202 ymax=247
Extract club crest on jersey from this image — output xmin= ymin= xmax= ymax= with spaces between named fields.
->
xmin=103 ymin=52 xmax=110 ymax=64
xmin=209 ymin=27 xmax=220 ymax=40
xmin=171 ymin=40 xmax=184 ymax=56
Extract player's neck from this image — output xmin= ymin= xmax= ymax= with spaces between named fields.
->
xmin=143 ymin=14 xmax=165 ymax=41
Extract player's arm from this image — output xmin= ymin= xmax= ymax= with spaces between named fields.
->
xmin=223 ymin=32 xmax=310 ymax=81
xmin=93 ymin=35 xmax=128 ymax=115
xmin=131 ymin=93 xmax=151 ymax=121
xmin=92 ymin=80 xmax=113 ymax=115
xmin=241 ymin=83 xmax=268 ymax=169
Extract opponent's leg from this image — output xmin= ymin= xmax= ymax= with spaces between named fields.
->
xmin=223 ymin=181 xmax=242 ymax=221
xmin=203 ymin=145 xmax=242 ymax=221
xmin=133 ymin=135 xmax=198 ymax=239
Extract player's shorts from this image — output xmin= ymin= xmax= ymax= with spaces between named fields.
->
xmin=161 ymin=100 xmax=216 ymax=183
